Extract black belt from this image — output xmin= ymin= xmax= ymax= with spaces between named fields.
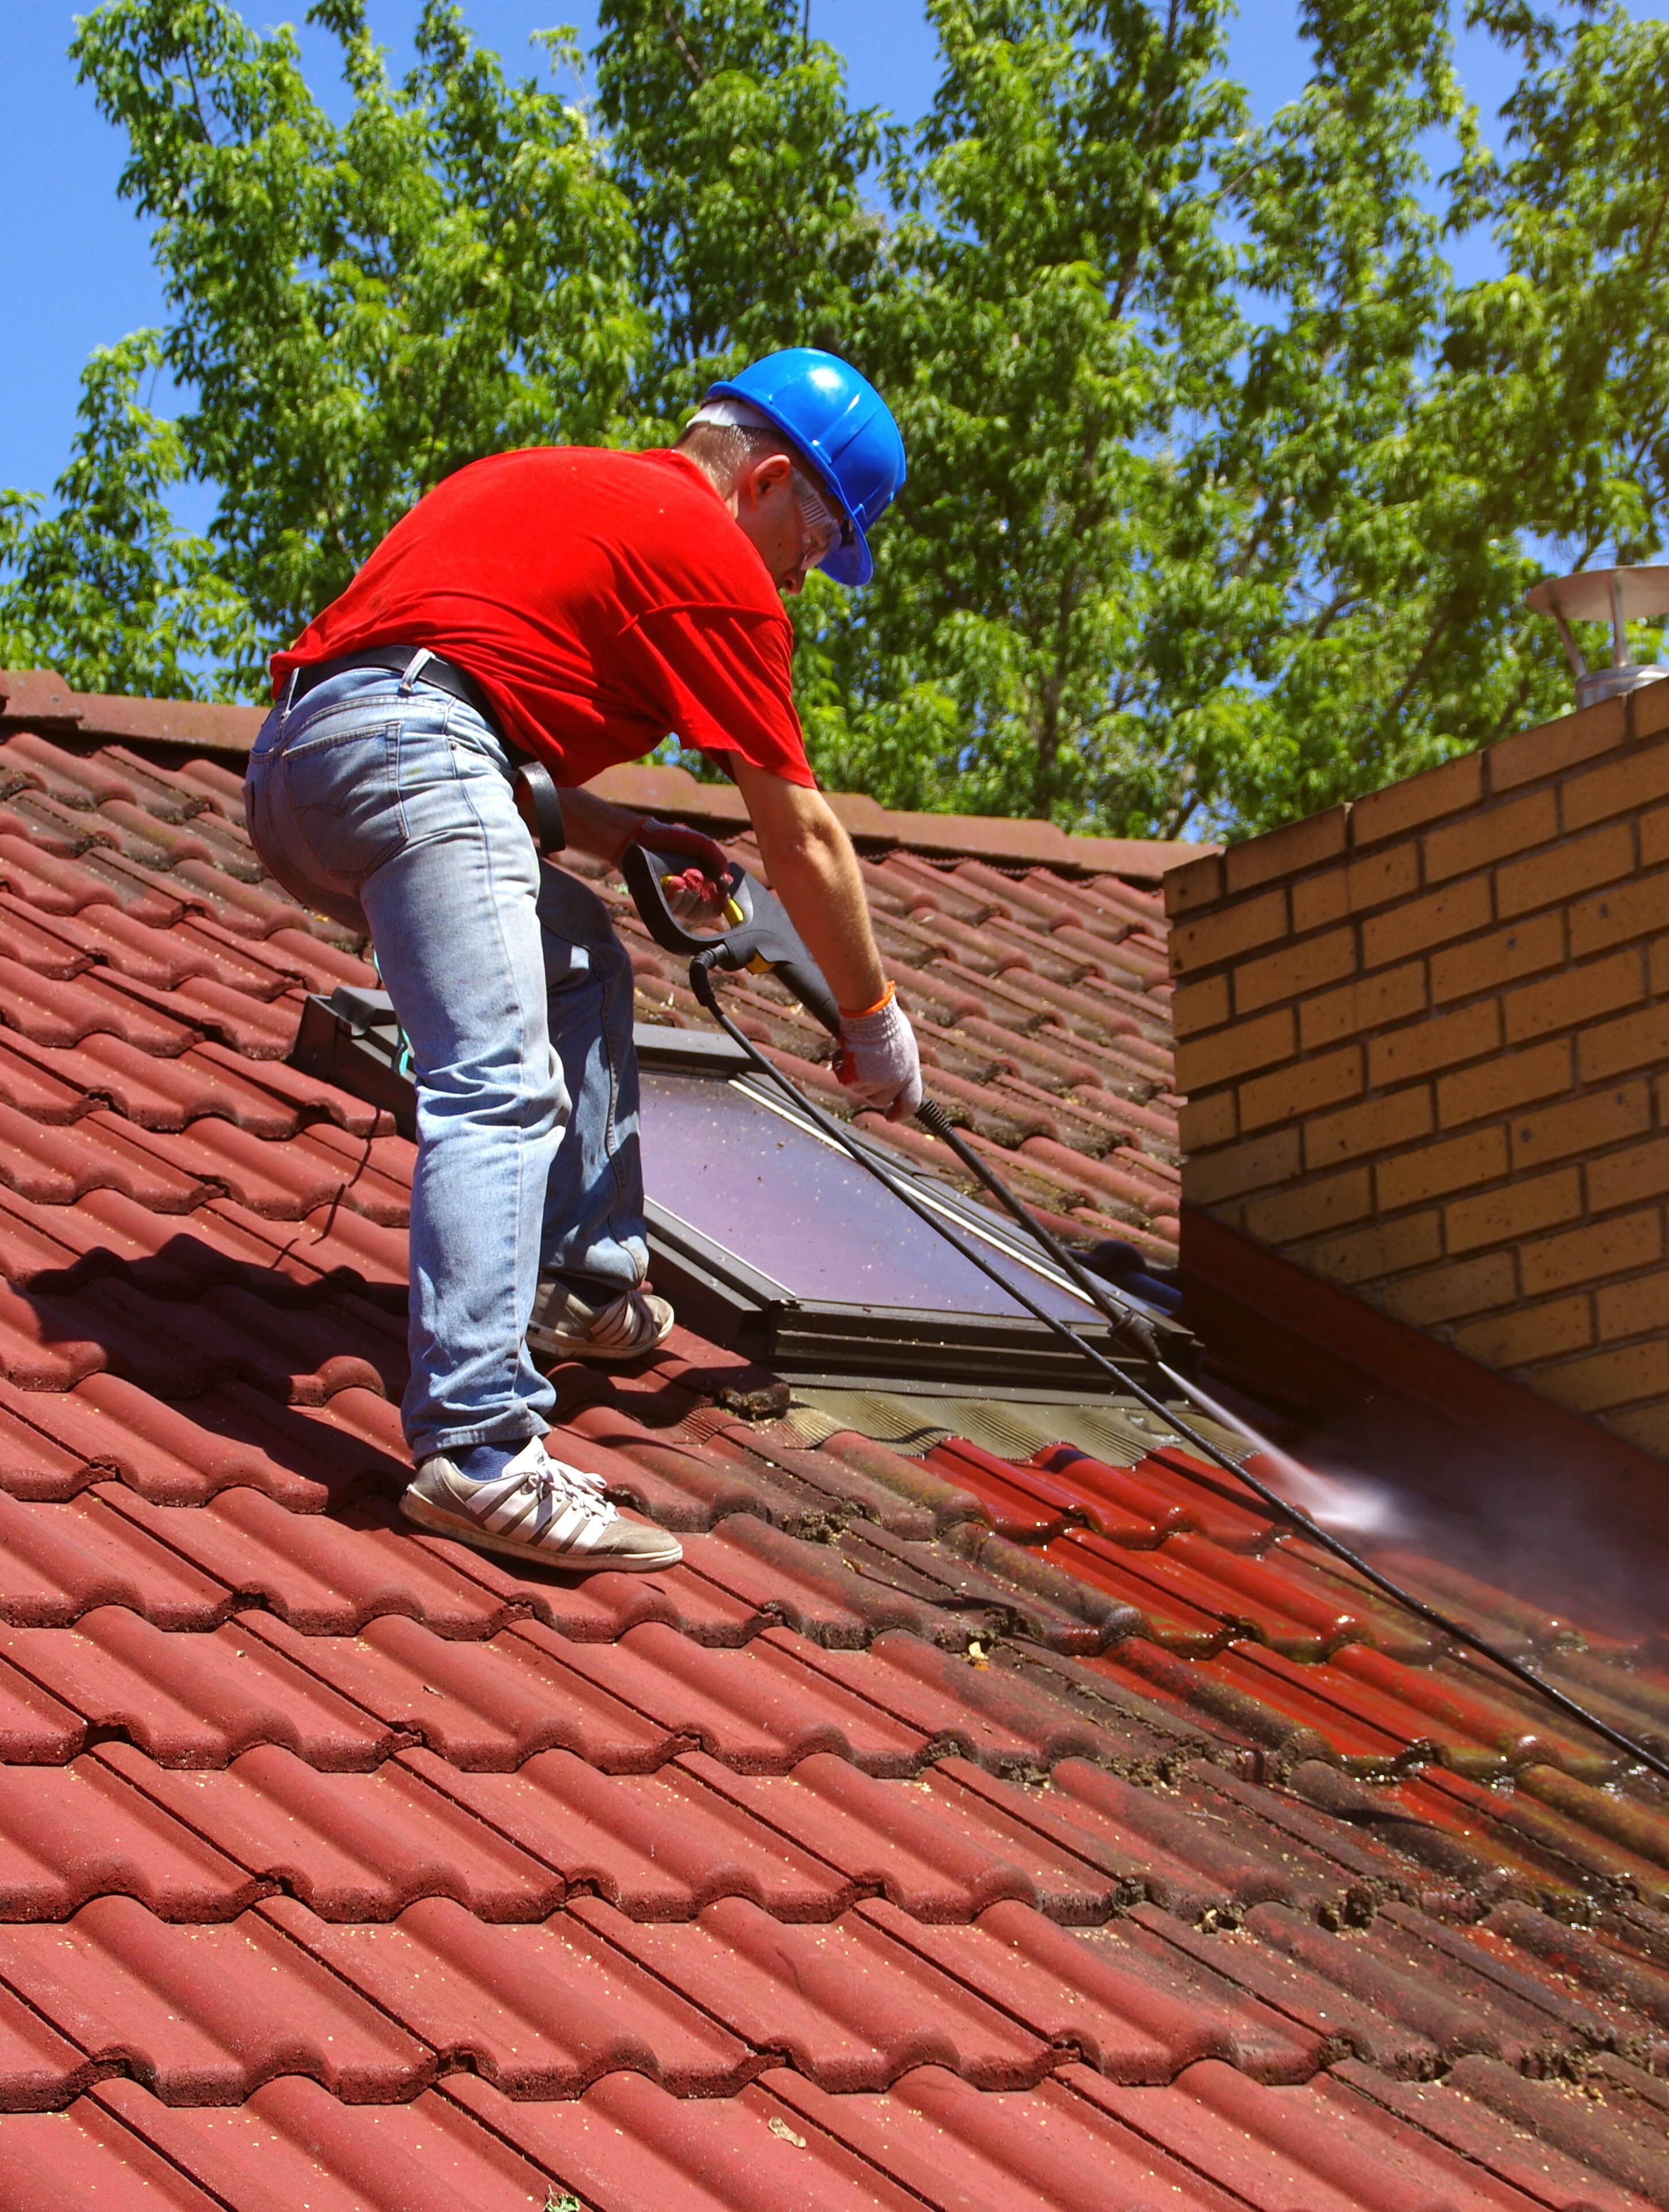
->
xmin=289 ymin=643 xmax=566 ymax=854
xmin=289 ymin=646 xmax=502 ymax=738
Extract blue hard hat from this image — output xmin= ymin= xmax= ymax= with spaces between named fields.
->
xmin=705 ymin=347 xmax=905 ymax=587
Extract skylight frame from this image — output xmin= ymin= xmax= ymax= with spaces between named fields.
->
xmin=292 ymin=993 xmax=1182 ymax=1394
xmin=640 ymin=1184 xmax=1128 ymax=1393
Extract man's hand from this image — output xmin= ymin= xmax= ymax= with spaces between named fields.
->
xmin=630 ymin=816 xmax=733 ymax=910
xmin=835 ymin=988 xmax=923 ymax=1121
xmin=555 ymin=788 xmax=730 ymax=902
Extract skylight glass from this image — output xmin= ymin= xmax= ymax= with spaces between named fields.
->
xmin=639 ymin=1069 xmax=1104 ymax=1322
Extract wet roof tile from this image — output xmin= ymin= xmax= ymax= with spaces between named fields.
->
xmin=1075 ymin=2057 xmax=1659 ymax=2211
xmin=0 ymin=716 xmax=1663 ymax=2206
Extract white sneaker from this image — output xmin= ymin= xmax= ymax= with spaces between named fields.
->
xmin=527 ymin=1282 xmax=675 ymax=1363
xmin=400 ymin=1436 xmax=682 ymax=1573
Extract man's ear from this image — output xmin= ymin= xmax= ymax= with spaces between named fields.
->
xmin=739 ymin=450 xmax=795 ymax=509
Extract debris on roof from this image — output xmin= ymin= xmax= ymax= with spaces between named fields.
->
xmin=1 ymin=708 xmax=1667 ymax=2210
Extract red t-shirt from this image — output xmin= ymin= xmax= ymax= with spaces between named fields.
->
xmin=271 ymin=446 xmax=814 ymax=787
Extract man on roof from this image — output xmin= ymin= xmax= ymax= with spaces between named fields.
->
xmin=246 ymin=350 xmax=920 ymax=1577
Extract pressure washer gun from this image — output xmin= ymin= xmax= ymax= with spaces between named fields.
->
xmin=619 ymin=837 xmax=841 ymax=1040
xmin=512 ymin=760 xmax=839 ymax=1036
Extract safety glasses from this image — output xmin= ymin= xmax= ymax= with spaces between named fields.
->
xmin=791 ymin=467 xmax=848 ymax=570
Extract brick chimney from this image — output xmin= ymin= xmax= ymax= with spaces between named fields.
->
xmin=1166 ymin=680 xmax=1669 ymax=1457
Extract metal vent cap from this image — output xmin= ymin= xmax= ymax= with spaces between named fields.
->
xmin=1526 ymin=562 xmax=1669 ymax=710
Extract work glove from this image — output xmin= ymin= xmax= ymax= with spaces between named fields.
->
xmin=619 ymin=815 xmax=733 ymax=921
xmin=835 ymin=985 xmax=923 ymax=1122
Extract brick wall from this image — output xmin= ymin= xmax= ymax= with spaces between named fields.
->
xmin=1165 ymin=678 xmax=1669 ymax=1457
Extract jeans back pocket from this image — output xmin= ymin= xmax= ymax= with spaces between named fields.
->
xmin=280 ymin=716 xmax=409 ymax=892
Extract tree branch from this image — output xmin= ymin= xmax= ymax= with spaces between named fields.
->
xmin=659 ymin=2 xmax=705 ymax=87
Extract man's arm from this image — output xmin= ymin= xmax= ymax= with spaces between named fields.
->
xmin=558 ymin=783 xmax=730 ymax=888
xmin=557 ymin=784 xmax=661 ymax=862
xmin=728 ymin=759 xmax=885 ymax=1012
xmin=733 ymin=761 xmax=921 ymax=1120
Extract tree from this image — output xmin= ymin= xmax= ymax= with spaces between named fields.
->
xmin=0 ymin=331 xmax=257 ymax=699
xmin=1192 ymin=0 xmax=1669 ymax=832
xmin=28 ymin=0 xmax=648 ymax=690
xmin=594 ymin=0 xmax=887 ymax=408
xmin=3 ymin=0 xmax=1668 ymax=835
xmin=782 ymin=0 xmax=1251 ymax=828
xmin=762 ymin=0 xmax=1669 ymax=836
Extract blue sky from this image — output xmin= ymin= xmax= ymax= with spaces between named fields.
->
xmin=2 ymin=2 xmax=1664 ymax=506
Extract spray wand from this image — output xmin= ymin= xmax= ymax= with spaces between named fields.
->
xmin=619 ymin=838 xmax=1669 ymax=1787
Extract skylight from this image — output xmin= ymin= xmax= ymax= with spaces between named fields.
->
xmin=629 ymin=1031 xmax=1146 ymax=1391
xmin=640 ymin=1067 xmax=1102 ymax=1324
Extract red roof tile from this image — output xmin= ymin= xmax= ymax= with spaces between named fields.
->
xmin=0 ymin=713 xmax=1666 ymax=2206
xmin=0 ymin=1754 xmax=264 ymax=1923
xmin=0 ymin=1893 xmax=428 ymax=2105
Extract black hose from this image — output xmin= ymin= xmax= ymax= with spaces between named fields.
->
xmin=688 ymin=954 xmax=1669 ymax=1788
xmin=915 ymin=1096 xmax=1168 ymax=1342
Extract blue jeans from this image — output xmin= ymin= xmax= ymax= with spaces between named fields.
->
xmin=244 ymin=661 xmax=648 ymax=1460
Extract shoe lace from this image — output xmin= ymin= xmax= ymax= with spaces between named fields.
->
xmin=524 ymin=1451 xmax=612 ymax=1513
